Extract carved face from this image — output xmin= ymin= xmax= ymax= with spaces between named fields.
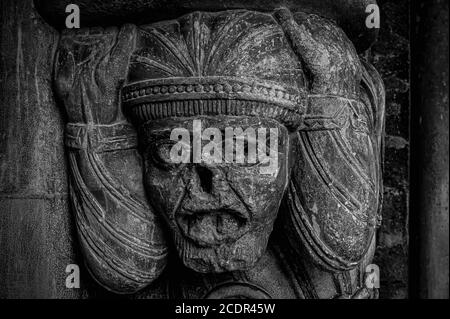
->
xmin=140 ymin=115 xmax=290 ymax=273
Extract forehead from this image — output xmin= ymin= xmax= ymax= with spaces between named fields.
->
xmin=142 ymin=116 xmax=287 ymax=133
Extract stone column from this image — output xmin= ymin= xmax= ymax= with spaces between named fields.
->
xmin=411 ymin=0 xmax=449 ymax=299
xmin=0 ymin=0 xmax=79 ymax=298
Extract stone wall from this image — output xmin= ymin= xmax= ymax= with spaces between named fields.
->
xmin=0 ymin=0 xmax=80 ymax=298
xmin=369 ymin=0 xmax=410 ymax=299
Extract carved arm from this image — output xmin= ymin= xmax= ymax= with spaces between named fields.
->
xmin=275 ymin=8 xmax=385 ymax=297
xmin=54 ymin=25 xmax=168 ymax=294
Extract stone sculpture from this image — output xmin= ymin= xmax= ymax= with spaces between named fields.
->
xmin=44 ymin=1 xmax=385 ymax=298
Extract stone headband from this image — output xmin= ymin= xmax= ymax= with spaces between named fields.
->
xmin=122 ymin=76 xmax=307 ymax=129
xmin=122 ymin=76 xmax=366 ymax=132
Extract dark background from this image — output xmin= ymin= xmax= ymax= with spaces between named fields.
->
xmin=369 ymin=0 xmax=410 ymax=299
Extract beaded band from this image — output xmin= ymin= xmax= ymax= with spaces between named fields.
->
xmin=122 ymin=77 xmax=368 ymax=132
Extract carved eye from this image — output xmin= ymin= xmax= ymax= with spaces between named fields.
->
xmin=255 ymin=136 xmax=268 ymax=157
xmin=149 ymin=140 xmax=181 ymax=170
xmin=231 ymin=136 xmax=261 ymax=168
xmin=156 ymin=142 xmax=173 ymax=162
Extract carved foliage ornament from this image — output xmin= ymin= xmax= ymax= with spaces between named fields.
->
xmin=51 ymin=4 xmax=384 ymax=298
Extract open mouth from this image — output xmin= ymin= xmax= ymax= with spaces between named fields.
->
xmin=176 ymin=208 xmax=249 ymax=246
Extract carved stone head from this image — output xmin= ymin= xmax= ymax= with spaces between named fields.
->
xmin=122 ymin=10 xmax=306 ymax=273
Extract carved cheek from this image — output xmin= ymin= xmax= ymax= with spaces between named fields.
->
xmin=255 ymin=179 xmax=286 ymax=220
xmin=143 ymin=163 xmax=185 ymax=219
xmin=254 ymin=149 xmax=289 ymax=207
xmin=228 ymin=171 xmax=284 ymax=222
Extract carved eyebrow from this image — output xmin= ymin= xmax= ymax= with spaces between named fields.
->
xmin=147 ymin=129 xmax=173 ymax=137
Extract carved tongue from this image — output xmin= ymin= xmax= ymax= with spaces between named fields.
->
xmin=187 ymin=212 xmax=243 ymax=245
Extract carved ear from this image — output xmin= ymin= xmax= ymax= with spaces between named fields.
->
xmin=274 ymin=7 xmax=362 ymax=97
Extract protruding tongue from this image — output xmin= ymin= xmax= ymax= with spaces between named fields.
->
xmin=186 ymin=211 xmax=245 ymax=245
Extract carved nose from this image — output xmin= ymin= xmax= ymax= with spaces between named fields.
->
xmin=195 ymin=166 xmax=213 ymax=194
xmin=182 ymin=165 xmax=246 ymax=216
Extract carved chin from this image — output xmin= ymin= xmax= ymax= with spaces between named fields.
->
xmin=173 ymin=227 xmax=271 ymax=273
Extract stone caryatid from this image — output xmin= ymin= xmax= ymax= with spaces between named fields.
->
xmin=44 ymin=0 xmax=385 ymax=298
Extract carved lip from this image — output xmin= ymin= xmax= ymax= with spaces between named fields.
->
xmin=176 ymin=208 xmax=249 ymax=246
